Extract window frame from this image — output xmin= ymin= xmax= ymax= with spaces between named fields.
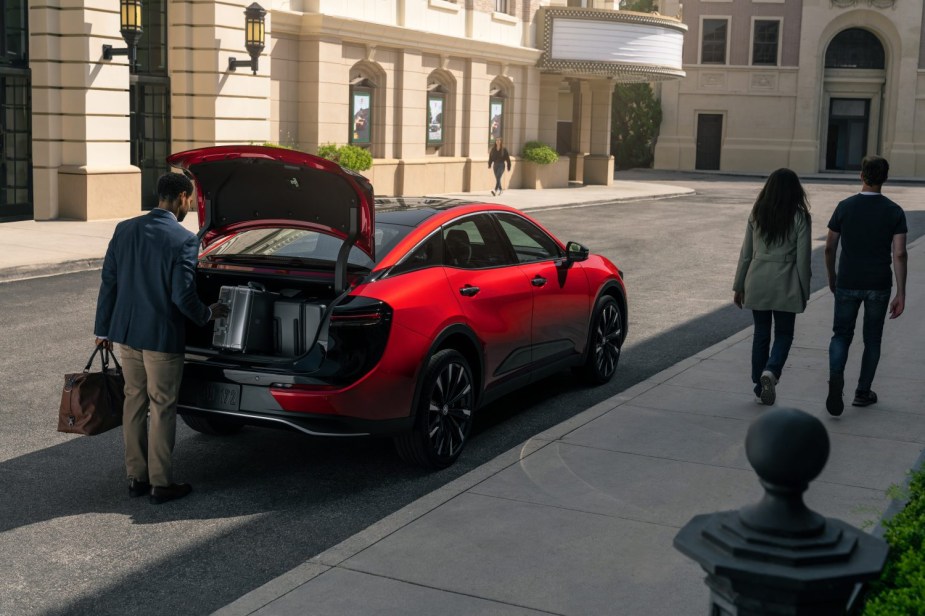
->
xmin=699 ymin=16 xmax=730 ymax=66
xmin=750 ymin=17 xmax=781 ymax=67
xmin=442 ymin=213 xmax=515 ymax=270
xmin=493 ymin=212 xmax=563 ymax=264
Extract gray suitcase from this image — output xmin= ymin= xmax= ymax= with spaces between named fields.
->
xmin=213 ymin=285 xmax=275 ymax=353
xmin=301 ymin=303 xmax=326 ymax=350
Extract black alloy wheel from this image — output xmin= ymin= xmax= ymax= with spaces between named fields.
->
xmin=579 ymin=296 xmax=623 ymax=384
xmin=181 ymin=414 xmax=245 ymax=436
xmin=395 ymin=349 xmax=475 ymax=469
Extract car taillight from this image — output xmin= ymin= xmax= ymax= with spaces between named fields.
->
xmin=314 ymin=297 xmax=393 ymax=385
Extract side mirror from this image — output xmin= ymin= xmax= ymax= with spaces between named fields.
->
xmin=565 ymin=241 xmax=589 ymax=263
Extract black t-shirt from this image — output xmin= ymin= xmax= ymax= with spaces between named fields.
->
xmin=827 ymin=193 xmax=907 ymax=290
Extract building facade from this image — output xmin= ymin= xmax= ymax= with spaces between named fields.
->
xmin=0 ymin=0 xmax=685 ymax=221
xmin=654 ymin=0 xmax=925 ymax=177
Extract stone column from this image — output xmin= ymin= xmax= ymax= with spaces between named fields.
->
xmin=170 ymin=0 xmax=272 ymax=152
xmin=569 ymin=79 xmax=591 ymax=183
xmin=537 ymin=74 xmax=561 ymax=148
xmin=395 ymin=49 xmax=428 ymax=193
xmin=462 ymin=58 xmax=492 ymax=191
xmin=30 ymin=1 xmax=137 ymax=220
xmin=583 ymin=78 xmax=614 ymax=186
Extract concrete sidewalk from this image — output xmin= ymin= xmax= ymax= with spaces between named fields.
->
xmin=0 ymin=181 xmax=691 ymax=284
xmin=216 ymin=238 xmax=925 ymax=615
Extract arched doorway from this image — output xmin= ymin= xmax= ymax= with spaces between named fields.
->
xmin=822 ymin=28 xmax=885 ymax=171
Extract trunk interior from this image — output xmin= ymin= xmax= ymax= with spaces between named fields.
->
xmin=187 ymin=268 xmax=339 ymax=364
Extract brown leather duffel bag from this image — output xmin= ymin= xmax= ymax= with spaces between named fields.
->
xmin=58 ymin=344 xmax=125 ymax=436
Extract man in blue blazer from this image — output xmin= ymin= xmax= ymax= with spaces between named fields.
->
xmin=94 ymin=172 xmax=228 ymax=504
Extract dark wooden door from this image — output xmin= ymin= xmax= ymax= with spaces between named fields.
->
xmin=696 ymin=114 xmax=723 ymax=171
xmin=825 ymin=98 xmax=869 ymax=171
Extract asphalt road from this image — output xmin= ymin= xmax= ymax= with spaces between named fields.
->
xmin=2 ymin=174 xmax=923 ymax=615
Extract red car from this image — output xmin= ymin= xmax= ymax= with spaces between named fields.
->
xmin=169 ymin=146 xmax=626 ymax=469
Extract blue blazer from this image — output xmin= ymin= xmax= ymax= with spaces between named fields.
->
xmin=94 ymin=208 xmax=211 ymax=353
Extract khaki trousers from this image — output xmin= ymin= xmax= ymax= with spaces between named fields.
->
xmin=118 ymin=344 xmax=185 ymax=487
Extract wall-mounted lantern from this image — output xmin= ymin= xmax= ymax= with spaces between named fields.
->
xmin=102 ymin=0 xmax=143 ymax=72
xmin=228 ymin=3 xmax=266 ymax=75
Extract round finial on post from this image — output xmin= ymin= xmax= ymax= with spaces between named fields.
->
xmin=739 ymin=408 xmax=830 ymax=536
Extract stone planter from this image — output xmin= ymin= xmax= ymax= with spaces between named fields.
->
xmin=520 ymin=157 xmax=569 ymax=189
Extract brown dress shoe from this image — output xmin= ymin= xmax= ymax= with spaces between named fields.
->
xmin=128 ymin=478 xmax=151 ymax=498
xmin=149 ymin=483 xmax=193 ymax=505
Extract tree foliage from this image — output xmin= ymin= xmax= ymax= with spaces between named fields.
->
xmin=619 ymin=0 xmax=656 ymax=11
xmin=610 ymin=83 xmax=662 ymax=170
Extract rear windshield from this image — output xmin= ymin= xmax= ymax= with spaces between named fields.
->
xmin=204 ymin=223 xmax=413 ymax=269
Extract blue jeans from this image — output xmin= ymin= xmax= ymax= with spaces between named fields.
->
xmin=829 ymin=288 xmax=890 ymax=393
xmin=751 ymin=310 xmax=796 ymax=394
xmin=492 ymin=162 xmax=505 ymax=191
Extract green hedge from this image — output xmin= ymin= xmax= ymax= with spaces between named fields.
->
xmin=317 ymin=143 xmax=373 ymax=172
xmin=521 ymin=141 xmax=559 ymax=165
xmin=861 ymin=467 xmax=925 ymax=614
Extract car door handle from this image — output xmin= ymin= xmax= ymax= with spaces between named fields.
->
xmin=459 ymin=285 xmax=480 ymax=297
xmin=531 ymin=276 xmax=547 ymax=287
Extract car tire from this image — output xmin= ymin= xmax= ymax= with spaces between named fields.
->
xmin=181 ymin=414 xmax=244 ymax=436
xmin=577 ymin=295 xmax=623 ymax=385
xmin=395 ymin=349 xmax=475 ymax=470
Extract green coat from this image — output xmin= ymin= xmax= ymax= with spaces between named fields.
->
xmin=733 ymin=212 xmax=812 ymax=313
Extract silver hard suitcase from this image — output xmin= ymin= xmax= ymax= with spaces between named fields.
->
xmin=212 ymin=285 xmax=275 ymax=353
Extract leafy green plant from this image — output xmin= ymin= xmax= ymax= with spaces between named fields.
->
xmin=521 ymin=141 xmax=559 ymax=165
xmin=259 ymin=141 xmax=295 ymax=149
xmin=860 ymin=468 xmax=925 ymax=614
xmin=611 ymin=82 xmax=662 ymax=170
xmin=619 ymin=0 xmax=656 ymax=10
xmin=316 ymin=143 xmax=373 ymax=171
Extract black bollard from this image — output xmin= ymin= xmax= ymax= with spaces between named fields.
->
xmin=674 ymin=407 xmax=888 ymax=615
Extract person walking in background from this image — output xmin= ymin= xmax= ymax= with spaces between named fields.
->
xmin=94 ymin=172 xmax=228 ymax=504
xmin=825 ymin=155 xmax=907 ymax=416
xmin=733 ymin=168 xmax=812 ymax=405
xmin=488 ymin=137 xmax=511 ymax=196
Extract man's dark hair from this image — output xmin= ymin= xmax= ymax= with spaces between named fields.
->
xmin=157 ymin=172 xmax=194 ymax=203
xmin=861 ymin=156 xmax=889 ymax=187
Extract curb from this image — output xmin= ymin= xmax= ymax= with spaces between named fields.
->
xmin=0 ymin=258 xmax=103 ymax=284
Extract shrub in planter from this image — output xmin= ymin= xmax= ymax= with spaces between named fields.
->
xmin=317 ymin=143 xmax=373 ymax=172
xmin=860 ymin=468 xmax=925 ymax=614
xmin=522 ymin=141 xmax=559 ymax=165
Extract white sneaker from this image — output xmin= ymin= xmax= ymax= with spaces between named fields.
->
xmin=759 ymin=370 xmax=777 ymax=405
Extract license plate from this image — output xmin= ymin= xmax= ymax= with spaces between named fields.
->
xmin=197 ymin=382 xmax=241 ymax=411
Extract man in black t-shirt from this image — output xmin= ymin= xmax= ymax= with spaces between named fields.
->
xmin=824 ymin=156 xmax=908 ymax=416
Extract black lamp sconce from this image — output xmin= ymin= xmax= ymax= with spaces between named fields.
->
xmin=102 ymin=0 xmax=143 ymax=71
xmin=228 ymin=3 xmax=266 ymax=75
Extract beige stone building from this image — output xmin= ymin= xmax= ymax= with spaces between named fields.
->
xmin=1 ymin=0 xmax=685 ymax=221
xmin=654 ymin=0 xmax=925 ymax=178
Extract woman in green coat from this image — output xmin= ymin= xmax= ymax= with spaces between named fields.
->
xmin=733 ymin=168 xmax=812 ymax=405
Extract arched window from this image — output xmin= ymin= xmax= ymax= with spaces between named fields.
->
xmin=825 ymin=29 xmax=885 ymax=69
xmin=348 ymin=61 xmax=386 ymax=155
xmin=427 ymin=70 xmax=455 ymax=155
xmin=489 ymin=77 xmax=512 ymax=145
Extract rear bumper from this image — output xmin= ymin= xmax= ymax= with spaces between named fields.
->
xmin=177 ymin=403 xmax=412 ymax=437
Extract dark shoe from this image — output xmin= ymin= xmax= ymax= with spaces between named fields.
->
xmin=852 ymin=390 xmax=878 ymax=407
xmin=149 ymin=483 xmax=192 ymax=505
xmin=826 ymin=376 xmax=845 ymax=416
xmin=128 ymin=478 xmax=151 ymax=498
xmin=759 ymin=370 xmax=777 ymax=406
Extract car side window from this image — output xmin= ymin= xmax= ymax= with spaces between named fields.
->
xmin=443 ymin=215 xmax=511 ymax=269
xmin=389 ymin=231 xmax=443 ymax=277
xmin=495 ymin=213 xmax=562 ymax=263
